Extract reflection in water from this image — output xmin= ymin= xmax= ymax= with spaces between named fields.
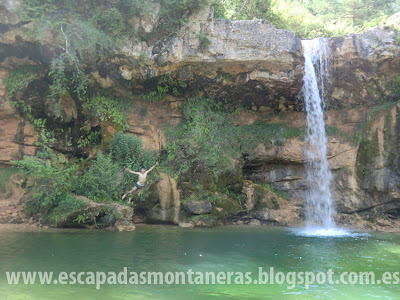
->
xmin=0 ymin=226 xmax=400 ymax=299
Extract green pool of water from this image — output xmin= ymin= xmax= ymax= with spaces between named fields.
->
xmin=0 ymin=226 xmax=399 ymax=299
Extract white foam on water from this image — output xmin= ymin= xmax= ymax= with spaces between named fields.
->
xmin=291 ymin=227 xmax=370 ymax=238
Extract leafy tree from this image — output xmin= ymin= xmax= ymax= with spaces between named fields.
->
xmin=267 ymin=0 xmax=328 ymax=38
xmin=214 ymin=0 xmax=400 ymax=38
xmin=337 ymin=0 xmax=395 ymax=26
xmin=214 ymin=0 xmax=272 ymax=19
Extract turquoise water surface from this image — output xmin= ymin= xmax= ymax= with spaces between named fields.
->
xmin=0 ymin=225 xmax=400 ymax=299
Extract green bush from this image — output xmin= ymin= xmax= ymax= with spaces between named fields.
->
xmin=46 ymin=194 xmax=89 ymax=224
xmin=83 ymin=96 xmax=131 ymax=131
xmin=15 ymin=129 xmax=158 ymax=219
xmin=165 ymin=97 xmax=303 ymax=176
xmin=213 ymin=0 xmax=271 ymax=19
xmin=154 ymin=0 xmax=212 ymax=38
xmin=0 ymin=167 xmax=18 ymax=194
xmin=66 ymin=20 xmax=115 ymax=59
xmin=266 ymin=0 xmax=328 ymax=39
xmin=116 ymin=0 xmax=152 ymax=17
xmin=15 ymin=130 xmax=77 ymax=217
xmin=238 ymin=121 xmax=303 ymax=154
xmin=140 ymin=75 xmax=188 ymax=102
xmin=92 ymin=7 xmax=125 ymax=37
xmin=109 ymin=132 xmax=158 ymax=170
xmin=75 ymin=152 xmax=124 ymax=202
xmin=165 ymin=97 xmax=239 ymax=175
xmin=77 ymin=130 xmax=102 ymax=149
xmin=18 ymin=0 xmax=58 ymax=20
xmin=4 ymin=66 xmax=41 ymax=99
xmin=48 ymin=20 xmax=114 ymax=103
xmin=109 ymin=132 xmax=142 ymax=168
xmin=76 ymin=133 xmax=158 ymax=202
xmin=256 ymin=182 xmax=288 ymax=200
xmin=198 ymin=32 xmax=211 ymax=49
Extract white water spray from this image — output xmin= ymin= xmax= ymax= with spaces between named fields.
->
xmin=302 ymin=38 xmax=336 ymax=231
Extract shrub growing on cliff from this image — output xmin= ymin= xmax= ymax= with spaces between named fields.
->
xmin=83 ymin=95 xmax=131 ymax=131
xmin=15 ymin=130 xmax=78 ymax=218
xmin=238 ymin=121 xmax=303 ymax=154
xmin=4 ymin=66 xmax=41 ymax=99
xmin=165 ymin=97 xmax=241 ymax=175
xmin=92 ymin=7 xmax=125 ymax=37
xmin=155 ymin=0 xmax=212 ymax=38
xmin=109 ymin=133 xmax=159 ymax=201
xmin=75 ymin=152 xmax=124 ymax=202
xmin=0 ymin=167 xmax=18 ymax=196
xmin=76 ymin=133 xmax=158 ymax=202
xmin=17 ymin=0 xmax=214 ymax=99
xmin=165 ymin=97 xmax=304 ymax=176
xmin=46 ymin=194 xmax=89 ymax=225
xmin=18 ymin=0 xmax=213 ymax=45
xmin=109 ymin=132 xmax=158 ymax=170
xmin=48 ymin=21 xmax=114 ymax=105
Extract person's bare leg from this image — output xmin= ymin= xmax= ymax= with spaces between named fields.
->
xmin=122 ymin=186 xmax=137 ymax=200
xmin=128 ymin=189 xmax=140 ymax=204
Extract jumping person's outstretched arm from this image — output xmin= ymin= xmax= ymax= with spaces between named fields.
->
xmin=145 ymin=162 xmax=159 ymax=174
xmin=125 ymin=168 xmax=140 ymax=175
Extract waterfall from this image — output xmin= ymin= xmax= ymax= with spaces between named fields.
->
xmin=302 ymin=38 xmax=335 ymax=230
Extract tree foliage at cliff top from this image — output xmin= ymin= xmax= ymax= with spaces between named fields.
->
xmin=19 ymin=0 xmax=400 ymax=43
xmin=214 ymin=0 xmax=400 ymax=38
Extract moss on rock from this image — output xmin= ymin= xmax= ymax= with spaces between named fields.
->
xmin=216 ymin=165 xmax=243 ymax=193
xmin=253 ymin=184 xmax=280 ymax=210
xmin=355 ymin=130 xmax=380 ymax=183
xmin=210 ymin=194 xmax=242 ymax=218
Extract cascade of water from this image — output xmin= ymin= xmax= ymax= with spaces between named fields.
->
xmin=304 ymin=38 xmax=330 ymax=108
xmin=302 ymin=38 xmax=335 ymax=229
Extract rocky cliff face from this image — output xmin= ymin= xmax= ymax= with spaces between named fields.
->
xmin=0 ymin=70 xmax=37 ymax=165
xmin=1 ymin=3 xmax=400 ymax=231
xmin=119 ymin=7 xmax=303 ymax=110
xmin=239 ymin=22 xmax=400 ymax=231
xmin=329 ymin=26 xmax=400 ymax=108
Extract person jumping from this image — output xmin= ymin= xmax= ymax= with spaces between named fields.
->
xmin=121 ymin=162 xmax=158 ymax=203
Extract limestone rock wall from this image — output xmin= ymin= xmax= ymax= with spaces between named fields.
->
xmin=119 ymin=7 xmax=304 ymax=109
xmin=329 ymin=25 xmax=400 ymax=108
xmin=133 ymin=173 xmax=181 ymax=224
